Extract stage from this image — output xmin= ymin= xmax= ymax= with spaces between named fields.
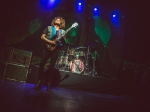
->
xmin=0 ymin=79 xmax=149 ymax=112
xmin=26 ymin=67 xmax=121 ymax=95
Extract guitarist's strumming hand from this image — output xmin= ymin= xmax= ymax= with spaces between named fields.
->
xmin=49 ymin=40 xmax=56 ymax=44
xmin=41 ymin=34 xmax=56 ymax=44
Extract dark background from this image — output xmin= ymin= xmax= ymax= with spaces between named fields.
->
xmin=0 ymin=0 xmax=149 ymax=76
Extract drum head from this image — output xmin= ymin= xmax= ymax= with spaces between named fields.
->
xmin=69 ymin=60 xmax=84 ymax=74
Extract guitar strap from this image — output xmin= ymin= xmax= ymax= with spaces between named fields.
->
xmin=47 ymin=26 xmax=56 ymax=40
xmin=47 ymin=26 xmax=65 ymax=40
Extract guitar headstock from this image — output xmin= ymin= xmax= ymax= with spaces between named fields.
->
xmin=71 ymin=22 xmax=78 ymax=28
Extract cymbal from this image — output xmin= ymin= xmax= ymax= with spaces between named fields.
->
xmin=75 ymin=46 xmax=87 ymax=49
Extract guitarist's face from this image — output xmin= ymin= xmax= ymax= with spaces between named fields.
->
xmin=54 ymin=19 xmax=61 ymax=26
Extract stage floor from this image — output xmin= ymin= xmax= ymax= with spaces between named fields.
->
xmin=27 ymin=69 xmax=121 ymax=95
xmin=0 ymin=79 xmax=149 ymax=112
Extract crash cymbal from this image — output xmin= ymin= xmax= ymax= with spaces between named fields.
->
xmin=75 ymin=46 xmax=87 ymax=49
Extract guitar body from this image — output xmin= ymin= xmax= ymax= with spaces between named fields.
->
xmin=45 ymin=38 xmax=59 ymax=51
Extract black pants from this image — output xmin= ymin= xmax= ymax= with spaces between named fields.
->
xmin=38 ymin=48 xmax=59 ymax=82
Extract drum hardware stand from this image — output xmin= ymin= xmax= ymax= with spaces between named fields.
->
xmin=84 ymin=55 xmax=91 ymax=75
xmin=55 ymin=50 xmax=65 ymax=69
xmin=87 ymin=51 xmax=98 ymax=76
xmin=83 ymin=46 xmax=91 ymax=75
xmin=64 ymin=47 xmax=70 ymax=71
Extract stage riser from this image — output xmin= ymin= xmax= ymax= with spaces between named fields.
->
xmin=26 ymin=65 xmax=120 ymax=95
xmin=56 ymin=71 xmax=120 ymax=94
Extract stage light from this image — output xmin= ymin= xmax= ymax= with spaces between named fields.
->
xmin=111 ymin=11 xmax=118 ymax=26
xmin=79 ymin=3 xmax=81 ymax=5
xmin=113 ymin=15 xmax=116 ymax=17
xmin=94 ymin=8 xmax=97 ymax=11
xmin=93 ymin=7 xmax=99 ymax=16
xmin=39 ymin=0 xmax=60 ymax=10
xmin=76 ymin=1 xmax=83 ymax=12
xmin=49 ymin=0 xmax=55 ymax=3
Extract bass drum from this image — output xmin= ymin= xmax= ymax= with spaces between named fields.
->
xmin=69 ymin=60 xmax=84 ymax=74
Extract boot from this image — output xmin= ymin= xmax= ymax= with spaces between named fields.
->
xmin=47 ymin=82 xmax=51 ymax=91
xmin=34 ymin=80 xmax=42 ymax=90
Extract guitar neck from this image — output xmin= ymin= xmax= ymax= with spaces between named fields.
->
xmin=56 ymin=26 xmax=73 ymax=41
xmin=64 ymin=26 xmax=73 ymax=35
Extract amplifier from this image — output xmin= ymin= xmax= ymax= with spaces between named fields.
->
xmin=4 ymin=63 xmax=29 ymax=82
xmin=10 ymin=48 xmax=32 ymax=67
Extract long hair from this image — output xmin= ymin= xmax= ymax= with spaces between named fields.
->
xmin=51 ymin=17 xmax=65 ymax=29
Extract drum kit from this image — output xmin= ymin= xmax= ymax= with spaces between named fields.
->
xmin=55 ymin=43 xmax=99 ymax=76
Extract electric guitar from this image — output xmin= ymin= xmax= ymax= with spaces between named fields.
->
xmin=46 ymin=22 xmax=78 ymax=51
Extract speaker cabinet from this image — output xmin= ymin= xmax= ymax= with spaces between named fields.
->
xmin=10 ymin=48 xmax=32 ymax=67
xmin=4 ymin=63 xmax=29 ymax=82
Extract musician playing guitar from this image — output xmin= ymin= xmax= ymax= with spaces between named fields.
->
xmin=35 ymin=17 xmax=66 ymax=91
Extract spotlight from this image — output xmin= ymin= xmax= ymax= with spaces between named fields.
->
xmin=76 ymin=1 xmax=83 ymax=12
xmin=111 ymin=11 xmax=118 ymax=26
xmin=79 ymin=3 xmax=81 ymax=5
xmin=94 ymin=8 xmax=97 ymax=11
xmin=93 ymin=7 xmax=99 ymax=16
xmin=113 ymin=15 xmax=116 ymax=17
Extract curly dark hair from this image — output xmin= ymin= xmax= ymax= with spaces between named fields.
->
xmin=51 ymin=17 xmax=65 ymax=29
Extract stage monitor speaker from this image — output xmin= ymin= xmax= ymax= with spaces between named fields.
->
xmin=4 ymin=63 xmax=29 ymax=82
xmin=0 ymin=46 xmax=13 ymax=62
xmin=10 ymin=48 xmax=32 ymax=67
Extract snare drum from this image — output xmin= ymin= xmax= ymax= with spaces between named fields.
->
xmin=69 ymin=59 xmax=84 ymax=74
